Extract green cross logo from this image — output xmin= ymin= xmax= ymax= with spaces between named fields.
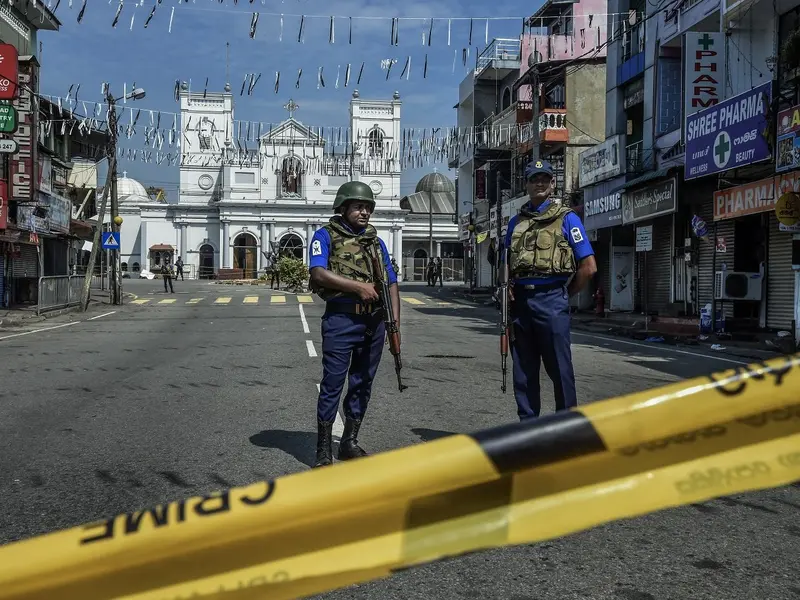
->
xmin=713 ymin=131 xmax=731 ymax=169
xmin=698 ymin=34 xmax=715 ymax=50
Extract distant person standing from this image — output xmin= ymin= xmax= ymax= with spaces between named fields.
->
xmin=426 ymin=259 xmax=436 ymax=286
xmin=268 ymin=252 xmax=281 ymax=289
xmin=434 ymin=257 xmax=443 ymax=286
xmin=161 ymin=262 xmax=175 ymax=294
xmin=175 ymin=256 xmax=185 ymax=281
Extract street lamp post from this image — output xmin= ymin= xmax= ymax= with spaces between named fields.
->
xmin=79 ymin=86 xmax=146 ymax=311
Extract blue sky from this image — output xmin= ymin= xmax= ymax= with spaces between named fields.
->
xmin=37 ymin=0 xmax=532 ymax=200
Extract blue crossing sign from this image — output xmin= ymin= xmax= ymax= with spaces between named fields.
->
xmin=101 ymin=231 xmax=120 ymax=250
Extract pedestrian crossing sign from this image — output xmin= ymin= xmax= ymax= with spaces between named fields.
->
xmin=102 ymin=231 xmax=120 ymax=249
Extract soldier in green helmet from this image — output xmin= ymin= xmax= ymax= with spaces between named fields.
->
xmin=307 ymin=180 xmax=401 ymax=468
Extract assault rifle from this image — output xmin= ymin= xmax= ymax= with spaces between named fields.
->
xmin=367 ymin=244 xmax=408 ymax=392
xmin=499 ymin=248 xmax=513 ymax=394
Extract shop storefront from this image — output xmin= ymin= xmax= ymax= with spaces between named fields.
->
xmin=583 ymin=175 xmax=625 ymax=306
xmin=711 ymin=171 xmax=799 ymax=335
xmin=622 ymin=176 xmax=678 ymax=315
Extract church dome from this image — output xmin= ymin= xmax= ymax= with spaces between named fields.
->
xmin=415 ymin=172 xmax=455 ymax=194
xmin=118 ymin=172 xmax=149 ymax=203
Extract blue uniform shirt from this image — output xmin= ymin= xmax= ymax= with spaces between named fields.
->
xmin=309 ymin=223 xmax=397 ymax=303
xmin=504 ymin=199 xmax=594 ymax=286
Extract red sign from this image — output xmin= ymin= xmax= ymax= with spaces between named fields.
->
xmin=0 ymin=44 xmax=18 ymax=100
xmin=0 ymin=180 xmax=6 ymax=229
xmin=10 ymin=58 xmax=37 ymax=209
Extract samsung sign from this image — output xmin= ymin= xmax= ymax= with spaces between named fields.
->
xmin=583 ymin=176 xmax=625 ymax=230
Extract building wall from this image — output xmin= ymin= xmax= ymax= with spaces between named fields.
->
xmin=724 ymin=1 xmax=776 ymax=99
xmin=565 ymin=62 xmax=607 ymax=195
xmin=656 ymin=57 xmax=682 ymax=136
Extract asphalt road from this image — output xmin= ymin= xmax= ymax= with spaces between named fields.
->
xmin=0 ymin=279 xmax=798 ymax=600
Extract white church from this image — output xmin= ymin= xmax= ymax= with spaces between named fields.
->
xmin=113 ymin=84 xmax=432 ymax=280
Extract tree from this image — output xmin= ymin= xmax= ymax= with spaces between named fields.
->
xmin=276 ymin=256 xmax=309 ymax=293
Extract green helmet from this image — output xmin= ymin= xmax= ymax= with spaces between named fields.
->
xmin=332 ymin=181 xmax=375 ymax=212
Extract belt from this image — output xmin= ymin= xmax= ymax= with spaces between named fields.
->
xmin=327 ymin=302 xmax=383 ymax=316
xmin=515 ymin=281 xmax=565 ymax=291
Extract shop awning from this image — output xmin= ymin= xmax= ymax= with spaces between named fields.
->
xmin=613 ymin=168 xmax=675 ymax=192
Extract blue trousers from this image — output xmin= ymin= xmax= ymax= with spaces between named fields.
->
xmin=317 ymin=310 xmax=386 ymax=423
xmin=511 ymin=285 xmax=578 ymax=420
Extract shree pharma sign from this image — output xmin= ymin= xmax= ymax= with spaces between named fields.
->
xmin=684 ymin=81 xmax=772 ymax=181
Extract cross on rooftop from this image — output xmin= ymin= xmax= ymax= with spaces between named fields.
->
xmin=284 ymin=99 xmax=299 ymax=118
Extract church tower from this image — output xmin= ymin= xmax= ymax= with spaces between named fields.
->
xmin=178 ymin=81 xmax=235 ymax=205
xmin=349 ymin=90 xmax=402 ymax=210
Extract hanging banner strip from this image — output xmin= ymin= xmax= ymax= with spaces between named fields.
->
xmin=0 ymin=355 xmax=798 ymax=600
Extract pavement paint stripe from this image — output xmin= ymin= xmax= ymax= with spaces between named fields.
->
xmin=306 ymin=340 xmax=318 ymax=357
xmin=187 ymin=298 xmax=204 ymax=304
xmin=243 ymin=296 xmax=259 ymax=304
xmin=130 ymin=299 xmax=151 ymax=305
xmin=299 ymin=305 xmax=310 ymax=334
xmin=159 ymin=299 xmax=177 ymax=304
xmin=0 ymin=321 xmax=80 ymax=341
xmin=214 ymin=297 xmax=232 ymax=304
xmin=297 ymin=295 xmax=314 ymax=303
xmin=271 ymin=296 xmax=287 ymax=304
xmin=402 ymin=298 xmax=425 ymax=305
xmin=317 ymin=383 xmax=344 ymax=440
xmin=571 ymin=331 xmax=750 ymax=365
xmin=88 ymin=311 xmax=117 ymax=320
xmin=437 ymin=302 xmax=453 ymax=305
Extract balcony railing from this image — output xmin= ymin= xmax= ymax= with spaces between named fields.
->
xmin=475 ymin=101 xmax=535 ymax=149
xmin=521 ymin=32 xmax=607 ymax=68
xmin=475 ymin=38 xmax=521 ymax=77
xmin=625 ymin=140 xmax=655 ymax=174
xmin=539 ymin=109 xmax=569 ymax=144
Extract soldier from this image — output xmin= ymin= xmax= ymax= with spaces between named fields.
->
xmin=503 ymin=159 xmax=596 ymax=420
xmin=160 ymin=261 xmax=174 ymax=294
xmin=308 ymin=181 xmax=400 ymax=468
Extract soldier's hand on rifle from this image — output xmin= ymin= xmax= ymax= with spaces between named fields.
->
xmin=355 ymin=281 xmax=380 ymax=303
xmin=507 ymin=280 xmax=515 ymax=302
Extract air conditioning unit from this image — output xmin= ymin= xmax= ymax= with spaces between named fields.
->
xmin=714 ymin=271 xmax=763 ymax=301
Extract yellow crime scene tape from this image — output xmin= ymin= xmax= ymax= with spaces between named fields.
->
xmin=1 ymin=354 xmax=799 ymax=600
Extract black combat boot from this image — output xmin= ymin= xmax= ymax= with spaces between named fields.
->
xmin=337 ymin=417 xmax=368 ymax=460
xmin=314 ymin=419 xmax=334 ymax=468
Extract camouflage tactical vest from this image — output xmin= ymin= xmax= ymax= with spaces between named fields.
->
xmin=311 ymin=216 xmax=388 ymax=301
xmin=509 ymin=201 xmax=577 ymax=279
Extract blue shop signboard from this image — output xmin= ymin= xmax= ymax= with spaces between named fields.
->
xmin=684 ymin=81 xmax=772 ymax=181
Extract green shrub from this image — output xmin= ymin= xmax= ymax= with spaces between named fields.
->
xmin=277 ymin=256 xmax=309 ymax=292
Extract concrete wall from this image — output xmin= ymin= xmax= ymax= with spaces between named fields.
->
xmin=566 ymin=62 xmax=607 ymax=195
xmin=724 ymin=0 xmax=776 ymax=99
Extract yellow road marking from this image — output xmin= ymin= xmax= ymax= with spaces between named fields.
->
xmin=243 ymin=296 xmax=259 ymax=304
xmin=130 ymin=299 xmax=151 ymax=305
xmin=158 ymin=299 xmax=177 ymax=304
xmin=187 ymin=298 xmax=203 ymax=304
xmin=297 ymin=295 xmax=314 ymax=303
xmin=271 ymin=296 xmax=286 ymax=304
xmin=402 ymin=297 xmax=425 ymax=305
xmin=214 ymin=297 xmax=232 ymax=304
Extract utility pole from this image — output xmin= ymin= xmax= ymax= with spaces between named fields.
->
xmin=79 ymin=85 xmax=146 ymax=311
xmin=428 ymin=189 xmax=434 ymax=258
xmin=531 ymin=64 xmax=540 ymax=161
xmin=108 ymin=92 xmax=122 ymax=306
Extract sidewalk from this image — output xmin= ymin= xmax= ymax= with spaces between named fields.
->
xmin=0 ymin=288 xmax=125 ymax=328
xmin=427 ymin=284 xmax=792 ymax=361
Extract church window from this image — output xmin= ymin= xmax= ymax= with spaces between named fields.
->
xmin=121 ymin=262 xmax=128 ymax=272
xmin=278 ymin=233 xmax=304 ymax=260
xmin=368 ymin=128 xmax=384 ymax=157
xmin=280 ymin=156 xmax=303 ymax=197
xmin=132 ymin=262 xmax=140 ymax=272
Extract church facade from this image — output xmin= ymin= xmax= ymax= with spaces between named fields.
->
xmin=116 ymin=85 xmax=407 ymax=279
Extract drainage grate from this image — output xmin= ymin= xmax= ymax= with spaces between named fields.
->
xmin=423 ymin=354 xmax=475 ymax=359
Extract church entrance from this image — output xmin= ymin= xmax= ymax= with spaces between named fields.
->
xmin=198 ymin=244 xmax=215 ymax=279
xmin=278 ymin=233 xmax=304 ymax=261
xmin=233 ymin=233 xmax=258 ymax=279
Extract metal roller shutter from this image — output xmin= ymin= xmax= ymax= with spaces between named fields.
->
xmin=636 ymin=216 xmax=674 ymax=314
xmin=0 ymin=256 xmax=4 ymax=308
xmin=766 ymin=214 xmax=795 ymax=331
xmin=12 ymin=244 xmax=39 ymax=278
xmin=698 ymin=207 xmax=736 ymax=319
xmin=477 ymin=238 xmax=492 ymax=288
